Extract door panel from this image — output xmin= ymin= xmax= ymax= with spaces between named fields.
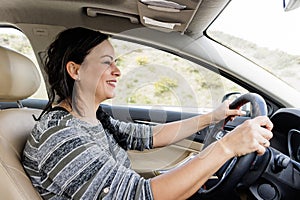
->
xmin=102 ymin=104 xmax=206 ymax=178
xmin=128 ymin=139 xmax=203 ymax=178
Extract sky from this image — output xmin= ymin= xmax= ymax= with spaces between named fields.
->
xmin=210 ymin=0 xmax=300 ymax=55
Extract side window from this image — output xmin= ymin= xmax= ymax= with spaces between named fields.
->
xmin=0 ymin=27 xmax=47 ymax=99
xmin=108 ymin=39 xmax=248 ymax=111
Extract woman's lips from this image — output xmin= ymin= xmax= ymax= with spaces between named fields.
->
xmin=107 ymin=80 xmax=117 ymax=88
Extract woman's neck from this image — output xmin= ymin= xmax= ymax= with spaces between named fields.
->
xmin=57 ymin=99 xmax=99 ymax=125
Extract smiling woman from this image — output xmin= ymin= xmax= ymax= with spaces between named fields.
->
xmin=1 ymin=0 xmax=300 ymax=199
xmin=20 ymin=26 xmax=274 ymax=200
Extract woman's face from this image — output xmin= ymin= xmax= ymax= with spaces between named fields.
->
xmin=78 ymin=40 xmax=121 ymax=104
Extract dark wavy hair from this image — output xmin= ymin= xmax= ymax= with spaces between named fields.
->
xmin=39 ymin=27 xmax=127 ymax=149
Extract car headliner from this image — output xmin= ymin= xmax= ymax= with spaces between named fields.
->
xmin=0 ymin=0 xmax=228 ymax=39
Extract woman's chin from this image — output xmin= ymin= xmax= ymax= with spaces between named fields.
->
xmin=105 ymin=93 xmax=115 ymax=100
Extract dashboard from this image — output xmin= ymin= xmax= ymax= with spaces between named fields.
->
xmin=270 ymin=108 xmax=300 ymax=161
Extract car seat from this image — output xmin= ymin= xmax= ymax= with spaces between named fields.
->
xmin=0 ymin=46 xmax=43 ymax=199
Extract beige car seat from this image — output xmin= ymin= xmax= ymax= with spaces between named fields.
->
xmin=0 ymin=46 xmax=43 ymax=200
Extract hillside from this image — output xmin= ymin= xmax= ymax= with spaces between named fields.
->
xmin=209 ymin=31 xmax=300 ymax=92
xmin=1 ymin=30 xmax=299 ymax=108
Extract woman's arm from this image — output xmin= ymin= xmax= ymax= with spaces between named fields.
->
xmin=151 ymin=139 xmax=231 ymax=200
xmin=150 ymin=116 xmax=273 ymax=200
xmin=152 ymin=100 xmax=244 ymax=147
xmin=152 ymin=112 xmax=211 ymax=147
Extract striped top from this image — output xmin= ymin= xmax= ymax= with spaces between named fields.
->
xmin=22 ymin=108 xmax=154 ymax=200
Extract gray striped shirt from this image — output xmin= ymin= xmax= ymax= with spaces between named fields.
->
xmin=22 ymin=109 xmax=154 ymax=200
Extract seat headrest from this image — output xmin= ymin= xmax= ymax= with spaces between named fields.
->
xmin=0 ymin=46 xmax=41 ymax=102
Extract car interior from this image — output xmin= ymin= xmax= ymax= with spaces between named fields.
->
xmin=0 ymin=46 xmax=42 ymax=199
xmin=0 ymin=0 xmax=299 ymax=199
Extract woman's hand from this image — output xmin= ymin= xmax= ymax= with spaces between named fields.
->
xmin=210 ymin=100 xmax=245 ymax=123
xmin=219 ymin=116 xmax=273 ymax=157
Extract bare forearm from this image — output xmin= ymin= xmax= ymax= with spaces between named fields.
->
xmin=152 ymin=100 xmax=246 ymax=148
xmin=150 ymin=140 xmax=233 ymax=200
xmin=152 ymin=113 xmax=212 ymax=147
xmin=150 ymin=115 xmax=274 ymax=199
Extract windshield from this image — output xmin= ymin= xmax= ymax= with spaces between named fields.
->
xmin=208 ymin=0 xmax=300 ymax=92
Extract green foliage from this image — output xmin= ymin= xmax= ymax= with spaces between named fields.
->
xmin=154 ymin=77 xmax=178 ymax=96
xmin=127 ymin=93 xmax=152 ymax=104
xmin=0 ymin=33 xmax=33 ymax=56
xmin=135 ymin=56 xmax=149 ymax=65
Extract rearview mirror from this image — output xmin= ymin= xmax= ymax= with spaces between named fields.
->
xmin=283 ymin=0 xmax=300 ymax=11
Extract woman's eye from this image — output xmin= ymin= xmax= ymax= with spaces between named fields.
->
xmin=102 ymin=61 xmax=112 ymax=65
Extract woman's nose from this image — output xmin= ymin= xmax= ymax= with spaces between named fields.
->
xmin=111 ymin=62 xmax=121 ymax=77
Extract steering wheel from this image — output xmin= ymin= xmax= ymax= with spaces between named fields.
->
xmin=198 ymin=93 xmax=268 ymax=199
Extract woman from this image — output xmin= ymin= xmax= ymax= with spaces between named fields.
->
xmin=22 ymin=27 xmax=273 ymax=200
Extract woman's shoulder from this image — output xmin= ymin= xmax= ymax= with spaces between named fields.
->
xmin=30 ymin=108 xmax=70 ymax=138
xmin=41 ymin=107 xmax=70 ymax=126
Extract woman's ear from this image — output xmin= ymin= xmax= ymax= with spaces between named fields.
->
xmin=66 ymin=61 xmax=80 ymax=80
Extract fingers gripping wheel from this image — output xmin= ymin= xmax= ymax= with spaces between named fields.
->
xmin=198 ymin=93 xmax=268 ymax=198
xmin=227 ymin=92 xmax=268 ymax=120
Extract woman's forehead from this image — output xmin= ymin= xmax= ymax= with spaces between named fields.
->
xmin=91 ymin=40 xmax=115 ymax=58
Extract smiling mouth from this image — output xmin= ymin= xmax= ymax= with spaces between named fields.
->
xmin=107 ymin=80 xmax=117 ymax=87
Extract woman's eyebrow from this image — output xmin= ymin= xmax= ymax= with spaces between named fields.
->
xmin=100 ymin=55 xmax=114 ymax=60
